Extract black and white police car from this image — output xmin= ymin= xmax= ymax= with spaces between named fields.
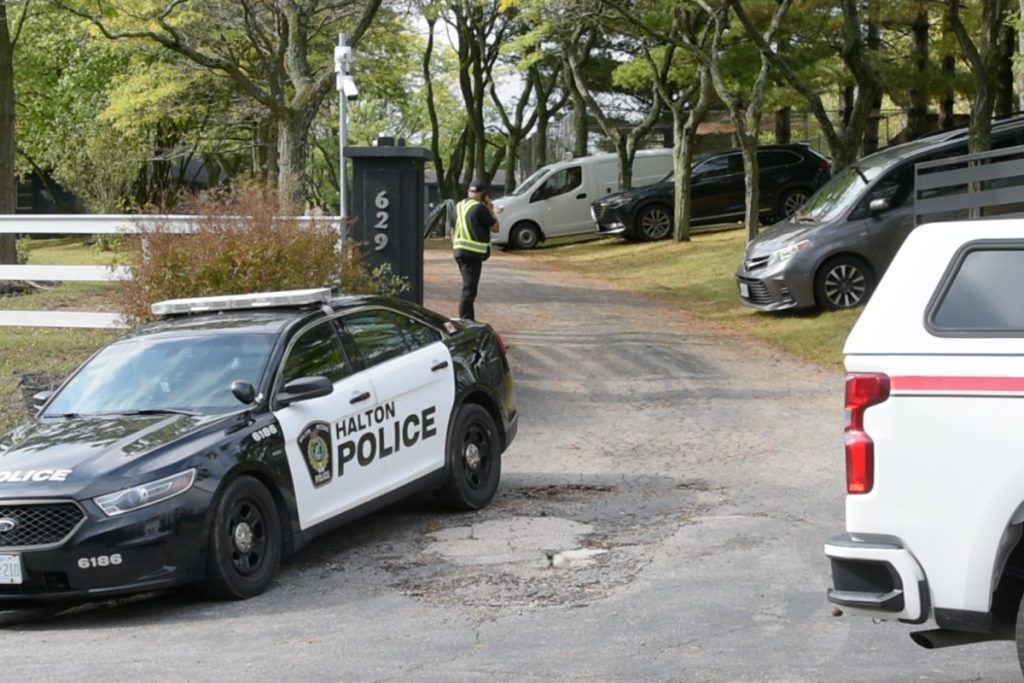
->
xmin=0 ymin=288 xmax=517 ymax=602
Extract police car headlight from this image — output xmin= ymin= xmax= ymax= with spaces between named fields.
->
xmin=768 ymin=239 xmax=810 ymax=266
xmin=94 ymin=469 xmax=197 ymax=517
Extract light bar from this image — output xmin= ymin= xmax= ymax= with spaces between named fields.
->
xmin=151 ymin=288 xmax=333 ymax=316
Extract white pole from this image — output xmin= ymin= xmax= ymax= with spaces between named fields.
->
xmin=335 ymin=33 xmax=351 ymax=252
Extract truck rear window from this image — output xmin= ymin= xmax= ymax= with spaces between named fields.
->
xmin=929 ymin=242 xmax=1024 ymax=333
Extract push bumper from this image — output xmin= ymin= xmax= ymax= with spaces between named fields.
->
xmin=824 ymin=533 xmax=929 ymax=624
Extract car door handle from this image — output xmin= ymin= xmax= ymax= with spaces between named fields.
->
xmin=350 ymin=390 xmax=371 ymax=404
xmin=431 ymin=360 xmax=449 ymax=372
xmin=576 ymin=192 xmax=587 ymax=199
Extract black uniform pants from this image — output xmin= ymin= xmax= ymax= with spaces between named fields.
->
xmin=456 ymin=257 xmax=483 ymax=320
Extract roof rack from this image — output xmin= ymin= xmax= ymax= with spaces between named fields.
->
xmin=151 ymin=288 xmax=332 ymax=316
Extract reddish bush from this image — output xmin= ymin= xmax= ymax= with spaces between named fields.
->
xmin=118 ymin=183 xmax=404 ymax=323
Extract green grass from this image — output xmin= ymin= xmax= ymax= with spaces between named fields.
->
xmin=528 ymin=229 xmax=861 ymax=368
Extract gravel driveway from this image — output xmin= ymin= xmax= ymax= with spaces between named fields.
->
xmin=0 ymin=244 xmax=1017 ymax=681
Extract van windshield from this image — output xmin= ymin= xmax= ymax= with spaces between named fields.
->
xmin=509 ymin=168 xmax=548 ymax=196
xmin=795 ymin=164 xmax=884 ymax=223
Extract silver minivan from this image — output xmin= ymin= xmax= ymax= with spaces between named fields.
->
xmin=736 ymin=120 xmax=1024 ymax=311
xmin=491 ymin=149 xmax=672 ymax=249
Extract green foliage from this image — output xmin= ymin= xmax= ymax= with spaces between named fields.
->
xmin=117 ymin=182 xmax=406 ymax=323
xmin=15 ymin=237 xmax=31 ymax=265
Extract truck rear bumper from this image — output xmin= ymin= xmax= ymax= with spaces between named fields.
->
xmin=825 ymin=533 xmax=929 ymax=624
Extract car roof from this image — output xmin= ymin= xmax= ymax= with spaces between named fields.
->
xmin=130 ymin=293 xmax=451 ymax=341
xmin=855 ymin=116 xmax=1024 ymax=173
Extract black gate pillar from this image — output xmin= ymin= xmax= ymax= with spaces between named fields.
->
xmin=348 ymin=143 xmax=432 ymax=305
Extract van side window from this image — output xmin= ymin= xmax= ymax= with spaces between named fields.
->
xmin=849 ymin=164 xmax=914 ymax=220
xmin=930 ymin=246 xmax=1024 ymax=332
xmin=535 ymin=166 xmax=582 ymax=200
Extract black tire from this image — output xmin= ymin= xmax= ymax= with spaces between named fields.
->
xmin=814 ymin=255 xmax=875 ymax=311
xmin=510 ymin=222 xmax=541 ymax=250
xmin=437 ymin=404 xmax=502 ymax=510
xmin=1016 ymin=592 xmax=1024 ymax=676
xmin=636 ymin=204 xmax=673 ymax=241
xmin=201 ymin=476 xmax=282 ymax=600
xmin=778 ymin=187 xmax=812 ymax=219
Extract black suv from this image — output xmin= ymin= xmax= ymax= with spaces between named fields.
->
xmin=591 ymin=144 xmax=832 ymax=241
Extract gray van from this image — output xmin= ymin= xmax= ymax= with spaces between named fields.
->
xmin=736 ymin=119 xmax=1024 ymax=311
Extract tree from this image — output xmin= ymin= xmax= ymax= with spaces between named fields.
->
xmin=564 ymin=20 xmax=665 ymax=190
xmin=947 ymin=0 xmax=1011 ymax=152
xmin=0 ymin=0 xmax=26 ymax=263
xmin=732 ymin=0 xmax=884 ymax=172
xmin=55 ymin=0 xmax=383 ymax=204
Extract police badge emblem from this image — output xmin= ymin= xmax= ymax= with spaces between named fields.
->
xmin=297 ymin=422 xmax=333 ymax=487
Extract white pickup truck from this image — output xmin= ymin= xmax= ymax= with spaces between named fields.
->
xmin=825 ymin=219 xmax=1024 ymax=672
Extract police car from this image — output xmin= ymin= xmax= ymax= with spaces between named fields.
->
xmin=0 ymin=288 xmax=517 ymax=602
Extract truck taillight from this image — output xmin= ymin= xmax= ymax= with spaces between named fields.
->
xmin=845 ymin=373 xmax=890 ymax=494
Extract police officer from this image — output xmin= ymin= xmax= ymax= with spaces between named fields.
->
xmin=452 ymin=179 xmax=500 ymax=320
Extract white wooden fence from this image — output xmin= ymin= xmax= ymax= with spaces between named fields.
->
xmin=0 ymin=214 xmax=337 ymax=329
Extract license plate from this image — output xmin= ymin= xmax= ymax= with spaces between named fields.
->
xmin=0 ymin=553 xmax=22 ymax=584
xmin=739 ymin=282 xmax=750 ymax=298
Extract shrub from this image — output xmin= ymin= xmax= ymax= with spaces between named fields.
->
xmin=15 ymin=237 xmax=31 ymax=265
xmin=117 ymin=182 xmax=407 ymax=323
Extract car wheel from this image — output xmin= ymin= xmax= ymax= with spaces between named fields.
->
xmin=202 ymin=476 xmax=281 ymax=599
xmin=510 ymin=222 xmax=541 ymax=250
xmin=814 ymin=256 xmax=875 ymax=311
xmin=437 ymin=404 xmax=501 ymax=510
xmin=779 ymin=187 xmax=812 ymax=219
xmin=637 ymin=205 xmax=673 ymax=241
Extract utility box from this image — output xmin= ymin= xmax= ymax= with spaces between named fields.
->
xmin=348 ymin=144 xmax=432 ymax=305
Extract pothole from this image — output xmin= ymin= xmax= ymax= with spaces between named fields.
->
xmin=426 ymin=516 xmax=594 ymax=567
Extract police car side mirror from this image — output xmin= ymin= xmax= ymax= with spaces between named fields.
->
xmin=231 ymin=381 xmax=258 ymax=406
xmin=30 ymin=390 xmax=53 ymax=414
xmin=277 ymin=376 xmax=334 ymax=407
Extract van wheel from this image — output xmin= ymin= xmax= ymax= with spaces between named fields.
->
xmin=636 ymin=205 xmax=673 ymax=241
xmin=510 ymin=222 xmax=541 ymax=250
xmin=814 ymin=256 xmax=874 ymax=311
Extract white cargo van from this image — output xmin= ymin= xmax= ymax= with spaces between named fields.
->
xmin=491 ymin=149 xmax=673 ymax=249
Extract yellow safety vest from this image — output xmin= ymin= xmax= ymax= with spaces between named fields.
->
xmin=453 ymin=199 xmax=490 ymax=256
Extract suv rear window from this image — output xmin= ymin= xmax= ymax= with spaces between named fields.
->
xmin=929 ymin=242 xmax=1024 ymax=333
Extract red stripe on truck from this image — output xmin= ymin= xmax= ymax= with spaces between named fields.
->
xmin=892 ymin=376 xmax=1024 ymax=392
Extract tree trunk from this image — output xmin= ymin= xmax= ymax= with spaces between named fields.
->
xmin=0 ymin=0 xmax=17 ymax=264
xmin=862 ymin=12 xmax=882 ymax=154
xmin=673 ymin=67 xmax=713 ymax=242
xmin=1020 ymin=0 xmax=1024 ymax=112
xmin=774 ymin=107 xmax=791 ymax=143
xmin=277 ymin=111 xmax=307 ymax=209
xmin=535 ymin=106 xmax=549 ymax=170
xmin=996 ymin=23 xmax=1015 ymax=117
xmin=907 ymin=11 xmax=930 ymax=140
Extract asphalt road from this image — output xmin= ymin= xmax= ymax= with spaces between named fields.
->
xmin=1 ymin=244 xmax=1019 ymax=681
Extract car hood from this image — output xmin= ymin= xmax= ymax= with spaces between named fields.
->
xmin=0 ymin=412 xmax=232 ymax=498
xmin=595 ymin=182 xmax=671 ymax=207
xmin=745 ymin=217 xmax=818 ymax=257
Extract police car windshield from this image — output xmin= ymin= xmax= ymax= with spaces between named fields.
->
xmin=44 ymin=332 xmax=276 ymax=417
